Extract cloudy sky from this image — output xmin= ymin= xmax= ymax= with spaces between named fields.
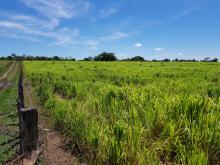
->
xmin=0 ymin=0 xmax=220 ymax=59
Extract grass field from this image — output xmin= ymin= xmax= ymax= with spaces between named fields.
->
xmin=0 ymin=62 xmax=19 ymax=163
xmin=24 ymin=61 xmax=220 ymax=165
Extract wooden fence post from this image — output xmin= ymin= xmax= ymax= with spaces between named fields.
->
xmin=16 ymin=99 xmax=23 ymax=154
xmin=17 ymin=62 xmax=38 ymax=154
xmin=20 ymin=108 xmax=38 ymax=153
xmin=18 ymin=75 xmax=24 ymax=108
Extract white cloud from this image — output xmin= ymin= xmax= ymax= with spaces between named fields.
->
xmin=7 ymin=0 xmax=91 ymax=46
xmin=133 ymin=43 xmax=142 ymax=47
xmin=154 ymin=47 xmax=165 ymax=52
xmin=85 ymin=40 xmax=99 ymax=46
xmin=100 ymin=32 xmax=130 ymax=41
xmin=0 ymin=17 xmax=79 ymax=46
xmin=84 ymin=40 xmax=99 ymax=49
xmin=99 ymin=8 xmax=118 ymax=18
xmin=171 ymin=7 xmax=200 ymax=20
xmin=10 ymin=14 xmax=59 ymax=30
xmin=0 ymin=21 xmax=26 ymax=30
xmin=0 ymin=1 xmax=133 ymax=48
xmin=83 ymin=31 xmax=133 ymax=49
xmin=108 ymin=32 xmax=129 ymax=40
xmin=0 ymin=0 xmax=89 ymax=46
xmin=50 ymin=28 xmax=80 ymax=46
xmin=0 ymin=30 xmax=42 ymax=42
xmin=20 ymin=0 xmax=91 ymax=19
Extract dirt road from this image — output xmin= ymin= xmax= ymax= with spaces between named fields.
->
xmin=0 ymin=63 xmax=16 ymax=90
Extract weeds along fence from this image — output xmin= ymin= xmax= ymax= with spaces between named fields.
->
xmin=17 ymin=64 xmax=38 ymax=154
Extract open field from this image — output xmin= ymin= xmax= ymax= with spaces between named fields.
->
xmin=23 ymin=61 xmax=220 ymax=164
xmin=0 ymin=62 xmax=20 ymax=163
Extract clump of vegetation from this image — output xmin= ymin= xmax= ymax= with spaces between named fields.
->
xmin=24 ymin=61 xmax=220 ymax=164
xmin=94 ymin=52 xmax=117 ymax=61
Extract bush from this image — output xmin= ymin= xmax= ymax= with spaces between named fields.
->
xmin=130 ymin=56 xmax=145 ymax=61
xmin=210 ymin=58 xmax=218 ymax=62
xmin=94 ymin=52 xmax=117 ymax=61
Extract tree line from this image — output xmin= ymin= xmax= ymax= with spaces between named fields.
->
xmin=0 ymin=52 xmax=218 ymax=62
xmin=0 ymin=53 xmax=76 ymax=61
xmin=83 ymin=52 xmax=219 ymax=62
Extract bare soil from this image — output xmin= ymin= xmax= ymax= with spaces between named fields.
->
xmin=0 ymin=63 xmax=15 ymax=90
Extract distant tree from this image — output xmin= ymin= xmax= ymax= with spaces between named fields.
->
xmin=11 ymin=53 xmax=16 ymax=58
xmin=94 ymin=52 xmax=117 ymax=61
xmin=7 ymin=56 xmax=12 ymax=60
xmin=0 ymin=56 xmax=6 ymax=60
xmin=83 ymin=56 xmax=93 ymax=61
xmin=202 ymin=57 xmax=211 ymax=62
xmin=0 ymin=54 xmax=77 ymax=61
xmin=174 ymin=58 xmax=179 ymax=62
xmin=130 ymin=56 xmax=145 ymax=61
xmin=163 ymin=58 xmax=170 ymax=62
xmin=52 ymin=56 xmax=60 ymax=61
xmin=152 ymin=59 xmax=158 ymax=62
xmin=210 ymin=58 xmax=218 ymax=62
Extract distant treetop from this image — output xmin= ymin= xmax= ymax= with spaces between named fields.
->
xmin=94 ymin=52 xmax=117 ymax=61
xmin=130 ymin=56 xmax=145 ymax=61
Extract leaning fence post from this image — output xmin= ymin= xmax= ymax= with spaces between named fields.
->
xmin=20 ymin=108 xmax=38 ymax=153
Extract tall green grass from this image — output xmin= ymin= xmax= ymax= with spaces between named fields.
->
xmin=24 ymin=61 xmax=220 ymax=164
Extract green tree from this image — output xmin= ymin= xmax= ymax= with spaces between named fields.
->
xmin=94 ymin=52 xmax=117 ymax=61
xmin=130 ymin=56 xmax=145 ymax=61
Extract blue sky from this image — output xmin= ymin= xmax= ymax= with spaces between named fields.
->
xmin=0 ymin=0 xmax=220 ymax=60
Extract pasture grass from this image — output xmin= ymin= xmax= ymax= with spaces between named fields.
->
xmin=24 ymin=61 xmax=220 ymax=164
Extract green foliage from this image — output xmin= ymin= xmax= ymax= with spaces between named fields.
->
xmin=24 ymin=61 xmax=220 ymax=164
xmin=130 ymin=56 xmax=145 ymax=61
xmin=94 ymin=52 xmax=117 ymax=61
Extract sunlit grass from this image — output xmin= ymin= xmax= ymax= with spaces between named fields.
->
xmin=24 ymin=61 xmax=220 ymax=164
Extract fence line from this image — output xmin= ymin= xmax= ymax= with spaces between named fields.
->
xmin=17 ymin=63 xmax=38 ymax=154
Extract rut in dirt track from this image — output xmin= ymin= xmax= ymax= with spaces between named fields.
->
xmin=0 ymin=63 xmax=15 ymax=90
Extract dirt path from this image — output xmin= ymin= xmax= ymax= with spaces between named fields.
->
xmin=23 ymin=78 xmax=82 ymax=165
xmin=0 ymin=63 xmax=15 ymax=90
xmin=0 ymin=63 xmax=15 ymax=81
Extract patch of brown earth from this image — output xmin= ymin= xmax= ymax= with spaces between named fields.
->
xmin=0 ymin=63 xmax=16 ymax=91
xmin=0 ymin=81 xmax=11 ymax=90
xmin=0 ymin=63 xmax=15 ymax=82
